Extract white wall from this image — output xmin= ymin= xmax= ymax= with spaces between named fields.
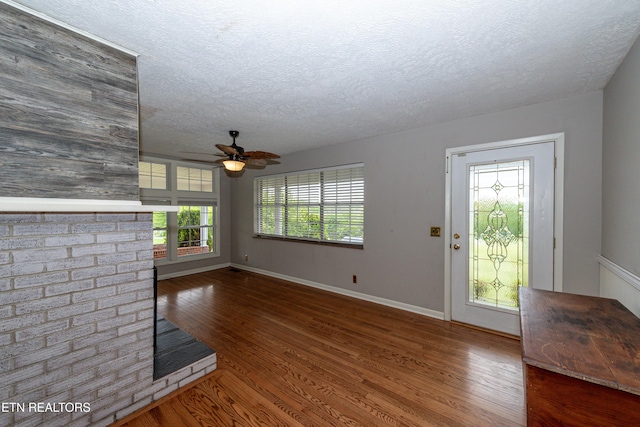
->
xmin=602 ymin=35 xmax=640 ymax=277
xmin=230 ymin=91 xmax=603 ymax=314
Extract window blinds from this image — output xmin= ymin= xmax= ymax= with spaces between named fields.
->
xmin=254 ymin=164 xmax=364 ymax=244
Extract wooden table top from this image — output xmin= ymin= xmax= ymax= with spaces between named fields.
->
xmin=519 ymin=287 xmax=640 ymax=395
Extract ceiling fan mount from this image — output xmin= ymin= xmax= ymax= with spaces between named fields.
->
xmin=214 ymin=130 xmax=280 ymax=172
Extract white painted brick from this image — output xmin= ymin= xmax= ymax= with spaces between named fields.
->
xmin=0 ymin=225 xmax=8 ymax=237
xmin=0 ymin=312 xmax=45 ymax=333
xmin=0 ymin=278 xmax=10 ymax=291
xmin=205 ymin=363 xmax=218 ymax=374
xmin=97 ymin=292 xmax=137 ymax=310
xmin=178 ymin=368 xmax=206 ymax=388
xmin=0 ymin=337 xmax=44 ymax=360
xmin=117 ymin=299 xmax=154 ymax=316
xmin=115 ymin=395 xmax=152 ymax=421
xmin=13 ymin=223 xmax=69 ymax=236
xmin=0 ymin=362 xmax=44 ymax=385
xmin=117 ymin=241 xmax=151 ymax=253
xmin=48 ymin=301 xmax=95 ymax=321
xmin=0 ymin=305 xmax=13 ymax=319
xmin=72 ymin=372 xmax=116 ymax=397
xmin=95 ymin=352 xmax=137 ymax=377
xmin=11 ymin=247 xmax=66 ymax=263
xmin=137 ymin=289 xmax=154 ymax=300
xmin=72 ymin=307 xmax=116 ymax=327
xmin=136 ymin=378 xmax=166 ymax=401
xmin=136 ymin=346 xmax=154 ymax=363
xmin=113 ymin=357 xmax=149 ymax=379
xmin=43 ymin=213 xmax=95 ymax=223
xmin=70 ymin=222 xmax=116 ymax=233
xmin=46 ymin=323 xmax=95 ymax=347
xmin=116 ymin=279 xmax=151 ymax=294
xmin=136 ymin=269 xmax=154 ymax=280
xmin=96 ymin=252 xmax=137 ymax=266
xmin=1 ymin=288 xmax=44 ymax=305
xmin=90 ymin=396 xmax=132 ymax=425
xmin=152 ymin=383 xmax=178 ymax=400
xmin=137 ymin=249 xmax=154 ymax=261
xmin=14 ymin=271 xmax=69 ymax=289
xmin=73 ymin=328 xmax=117 ymax=351
xmin=45 ymin=256 xmax=95 ymax=272
xmin=15 ymin=319 xmax=69 ymax=342
xmin=166 ymin=366 xmax=192 ymax=385
xmin=0 ymin=237 xmax=43 ymax=251
xmin=96 ymin=330 xmax=137 ymax=353
xmin=7 ymin=262 xmax=45 ymax=276
xmin=97 ymin=373 xmax=137 ymax=398
xmin=15 ymin=341 xmax=71 ymax=369
xmin=137 ymin=308 xmax=154 ymax=321
xmin=45 ymin=279 xmax=94 ymax=297
xmin=117 ymin=319 xmax=150 ymax=336
xmin=47 ymin=346 xmax=97 ymax=372
xmin=72 ymin=350 xmax=117 ymax=376
xmin=72 ymin=286 xmax=117 ymax=303
xmin=118 ymin=260 xmax=153 ymax=273
xmin=71 ymin=265 xmax=116 ymax=281
xmin=118 ymin=221 xmax=152 ymax=231
xmin=97 ymin=314 xmax=136 ymax=335
xmin=71 ymin=243 xmax=116 ymax=258
xmin=0 ymin=252 xmax=10 ymax=264
xmin=96 ymin=213 xmax=136 ymax=222
xmin=96 ymin=232 xmax=137 ymax=243
xmin=14 ymin=412 xmax=44 ymax=427
xmin=96 ymin=272 xmax=136 ymax=288
xmin=191 ymin=353 xmax=217 ymax=373
xmin=0 ymin=213 xmax=42 ymax=223
xmin=15 ymin=366 xmax=71 ymax=396
xmin=0 ymin=413 xmax=12 ymax=427
xmin=118 ymin=339 xmax=150 ymax=358
xmin=45 ymin=234 xmax=95 ymax=247
xmin=15 ymin=295 xmax=70 ymax=316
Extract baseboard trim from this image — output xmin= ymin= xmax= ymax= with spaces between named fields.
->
xmin=231 ymin=264 xmax=445 ymax=321
xmin=157 ymin=262 xmax=231 ymax=281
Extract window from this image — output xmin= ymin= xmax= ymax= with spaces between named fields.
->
xmin=177 ymin=205 xmax=216 ymax=257
xmin=254 ymin=164 xmax=364 ymax=246
xmin=139 ymin=161 xmax=168 ymax=190
xmin=139 ymin=157 xmax=219 ymax=262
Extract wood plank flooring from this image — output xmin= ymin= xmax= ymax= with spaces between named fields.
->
xmin=119 ymin=267 xmax=525 ymax=426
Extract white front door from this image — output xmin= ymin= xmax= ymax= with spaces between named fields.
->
xmin=449 ymin=138 xmax=556 ymax=335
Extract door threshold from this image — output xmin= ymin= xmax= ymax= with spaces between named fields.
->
xmin=451 ymin=320 xmax=520 ymax=341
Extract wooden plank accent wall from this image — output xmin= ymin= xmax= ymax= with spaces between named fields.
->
xmin=0 ymin=3 xmax=139 ymax=201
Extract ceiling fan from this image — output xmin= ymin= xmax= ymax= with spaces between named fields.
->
xmin=215 ymin=130 xmax=280 ymax=172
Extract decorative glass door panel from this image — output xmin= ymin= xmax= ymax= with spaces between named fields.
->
xmin=469 ymin=160 xmax=529 ymax=311
xmin=450 ymin=141 xmax=555 ymax=335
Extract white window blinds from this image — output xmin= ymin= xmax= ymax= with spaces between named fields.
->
xmin=254 ymin=164 xmax=364 ymax=245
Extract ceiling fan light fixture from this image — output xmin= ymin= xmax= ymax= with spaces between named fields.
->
xmin=223 ymin=159 xmax=245 ymax=171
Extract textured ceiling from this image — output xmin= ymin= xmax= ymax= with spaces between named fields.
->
xmin=8 ymin=0 xmax=640 ymax=158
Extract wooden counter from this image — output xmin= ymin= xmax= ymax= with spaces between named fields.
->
xmin=519 ymin=288 xmax=640 ymax=426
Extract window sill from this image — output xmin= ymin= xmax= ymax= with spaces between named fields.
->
xmin=253 ymin=234 xmax=364 ymax=249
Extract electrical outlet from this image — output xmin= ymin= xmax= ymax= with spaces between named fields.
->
xmin=353 ymin=275 xmax=357 ymax=284
xmin=244 ymin=254 xmax=249 ymax=261
xmin=430 ymin=227 xmax=441 ymax=237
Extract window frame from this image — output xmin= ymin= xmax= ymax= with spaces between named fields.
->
xmin=254 ymin=163 xmax=364 ymax=248
xmin=139 ymin=156 xmax=220 ymax=264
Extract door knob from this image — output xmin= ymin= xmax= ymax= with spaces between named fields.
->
xmin=453 ymin=244 xmax=460 ymax=250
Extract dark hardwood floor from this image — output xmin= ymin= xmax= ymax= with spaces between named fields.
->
xmin=118 ymin=267 xmax=525 ymax=426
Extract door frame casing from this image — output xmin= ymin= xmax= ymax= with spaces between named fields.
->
xmin=443 ymin=133 xmax=565 ymax=322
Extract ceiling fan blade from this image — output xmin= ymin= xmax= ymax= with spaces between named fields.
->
xmin=244 ymin=158 xmax=267 ymax=167
xmin=242 ymin=150 xmax=280 ymax=159
xmin=215 ymin=144 xmax=239 ymax=155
